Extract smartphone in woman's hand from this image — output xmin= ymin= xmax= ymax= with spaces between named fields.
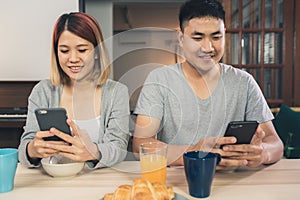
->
xmin=35 ymin=108 xmax=71 ymax=141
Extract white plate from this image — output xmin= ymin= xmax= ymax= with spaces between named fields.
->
xmin=100 ymin=192 xmax=188 ymax=200
xmin=110 ymin=161 xmax=141 ymax=173
xmin=173 ymin=193 xmax=189 ymax=200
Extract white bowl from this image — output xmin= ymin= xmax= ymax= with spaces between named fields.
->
xmin=41 ymin=156 xmax=84 ymax=178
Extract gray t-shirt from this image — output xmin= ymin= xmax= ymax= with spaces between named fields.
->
xmin=134 ymin=63 xmax=273 ymax=146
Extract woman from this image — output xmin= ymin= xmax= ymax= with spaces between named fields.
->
xmin=18 ymin=12 xmax=130 ymax=169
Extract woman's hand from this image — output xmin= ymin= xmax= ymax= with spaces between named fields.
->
xmin=27 ymin=131 xmax=66 ymax=159
xmin=46 ymin=119 xmax=101 ymax=162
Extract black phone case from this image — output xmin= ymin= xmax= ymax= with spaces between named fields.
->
xmin=35 ymin=108 xmax=71 ymax=141
xmin=224 ymin=121 xmax=258 ymax=144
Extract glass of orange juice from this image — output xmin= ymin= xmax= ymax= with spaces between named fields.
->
xmin=139 ymin=142 xmax=168 ymax=184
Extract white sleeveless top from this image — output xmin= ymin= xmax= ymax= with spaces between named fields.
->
xmin=73 ymin=116 xmax=101 ymax=143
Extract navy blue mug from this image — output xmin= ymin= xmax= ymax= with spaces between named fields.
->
xmin=183 ymin=151 xmax=221 ymax=198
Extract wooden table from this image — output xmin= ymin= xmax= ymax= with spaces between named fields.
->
xmin=1 ymin=159 xmax=299 ymax=200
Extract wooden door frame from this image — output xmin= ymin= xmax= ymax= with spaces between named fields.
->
xmin=282 ymin=0 xmax=295 ymax=106
xmin=294 ymin=0 xmax=300 ymax=106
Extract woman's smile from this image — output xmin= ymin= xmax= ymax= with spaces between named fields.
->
xmin=68 ymin=65 xmax=83 ymax=73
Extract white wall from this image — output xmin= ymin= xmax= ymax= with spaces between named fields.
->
xmin=0 ymin=0 xmax=78 ymax=81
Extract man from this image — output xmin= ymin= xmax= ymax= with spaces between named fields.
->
xmin=132 ymin=0 xmax=283 ymax=170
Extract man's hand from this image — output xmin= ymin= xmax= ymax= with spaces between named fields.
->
xmin=218 ymin=126 xmax=266 ymax=169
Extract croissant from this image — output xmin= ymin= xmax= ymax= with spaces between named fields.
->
xmin=104 ymin=178 xmax=175 ymax=200
xmin=104 ymin=185 xmax=132 ymax=200
xmin=152 ymin=182 xmax=175 ymax=200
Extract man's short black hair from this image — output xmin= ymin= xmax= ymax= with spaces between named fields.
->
xmin=179 ymin=0 xmax=225 ymax=32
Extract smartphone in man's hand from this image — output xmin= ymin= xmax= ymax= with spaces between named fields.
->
xmin=35 ymin=108 xmax=71 ymax=141
xmin=223 ymin=121 xmax=259 ymax=144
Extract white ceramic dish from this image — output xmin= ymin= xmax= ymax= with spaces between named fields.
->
xmin=41 ymin=156 xmax=84 ymax=178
